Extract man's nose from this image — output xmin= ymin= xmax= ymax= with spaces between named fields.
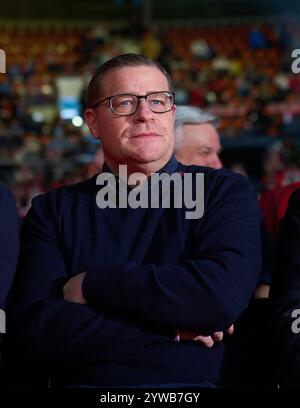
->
xmin=211 ymin=155 xmax=223 ymax=170
xmin=133 ymin=98 xmax=155 ymax=121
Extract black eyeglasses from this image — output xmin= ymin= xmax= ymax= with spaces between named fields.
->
xmin=90 ymin=91 xmax=175 ymax=116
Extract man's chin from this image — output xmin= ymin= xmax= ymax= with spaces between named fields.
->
xmin=128 ymin=147 xmax=167 ymax=163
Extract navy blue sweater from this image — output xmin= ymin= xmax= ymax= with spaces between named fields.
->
xmin=0 ymin=184 xmax=19 ymax=310
xmin=8 ymin=156 xmax=261 ymax=387
xmin=0 ymin=184 xmax=19 ymax=358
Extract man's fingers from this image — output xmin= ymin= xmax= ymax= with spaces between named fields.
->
xmin=212 ymin=331 xmax=223 ymax=342
xmin=63 ymin=272 xmax=87 ymax=304
xmin=179 ymin=330 xmax=214 ymax=348
xmin=179 ymin=330 xmax=199 ymax=341
xmin=193 ymin=335 xmax=214 ymax=348
xmin=177 ymin=325 xmax=234 ymax=348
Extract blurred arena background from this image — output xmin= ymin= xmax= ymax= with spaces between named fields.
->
xmin=0 ymin=0 xmax=300 ymax=215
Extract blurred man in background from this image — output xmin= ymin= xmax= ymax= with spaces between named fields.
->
xmin=174 ymin=105 xmax=222 ymax=170
xmin=174 ymin=105 xmax=272 ymax=300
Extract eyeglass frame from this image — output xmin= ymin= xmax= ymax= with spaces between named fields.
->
xmin=89 ymin=91 xmax=176 ymax=116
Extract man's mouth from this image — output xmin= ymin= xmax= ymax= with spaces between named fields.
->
xmin=132 ymin=133 xmax=161 ymax=138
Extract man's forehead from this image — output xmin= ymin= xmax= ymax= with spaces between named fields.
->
xmin=182 ymin=123 xmax=215 ymax=132
xmin=182 ymin=123 xmax=218 ymax=138
xmin=181 ymin=123 xmax=221 ymax=148
xmin=104 ymin=64 xmax=162 ymax=75
xmin=102 ymin=65 xmax=169 ymax=93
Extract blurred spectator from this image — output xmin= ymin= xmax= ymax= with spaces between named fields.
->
xmin=174 ymin=105 xmax=222 ymax=169
xmin=141 ymin=29 xmax=162 ymax=60
xmin=249 ymin=26 xmax=268 ymax=49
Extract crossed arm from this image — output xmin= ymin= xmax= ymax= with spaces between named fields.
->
xmin=75 ymin=176 xmax=261 ymax=331
xmin=63 ymin=175 xmax=261 ymax=346
xmin=63 ymin=271 xmax=234 ymax=347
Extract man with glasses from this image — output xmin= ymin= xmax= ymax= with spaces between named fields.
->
xmin=8 ymin=54 xmax=262 ymax=388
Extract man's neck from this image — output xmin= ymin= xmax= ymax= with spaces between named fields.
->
xmin=104 ymin=157 xmax=172 ymax=182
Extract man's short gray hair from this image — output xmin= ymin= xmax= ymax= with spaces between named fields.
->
xmin=174 ymin=105 xmax=219 ymax=151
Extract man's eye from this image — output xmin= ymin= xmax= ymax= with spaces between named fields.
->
xmin=150 ymin=99 xmax=164 ymax=106
xmin=119 ymin=99 xmax=134 ymax=106
xmin=199 ymin=151 xmax=210 ymax=157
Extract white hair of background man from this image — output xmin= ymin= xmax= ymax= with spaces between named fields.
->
xmin=174 ymin=105 xmax=219 ymax=151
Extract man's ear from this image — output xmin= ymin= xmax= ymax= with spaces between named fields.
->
xmin=84 ymin=108 xmax=101 ymax=140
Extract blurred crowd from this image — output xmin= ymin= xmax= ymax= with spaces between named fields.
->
xmin=0 ymin=19 xmax=300 ymax=214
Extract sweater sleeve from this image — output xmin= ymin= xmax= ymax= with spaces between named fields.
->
xmin=8 ymin=195 xmax=171 ymax=364
xmin=0 ymin=185 xmax=19 ymax=310
xmin=83 ymin=174 xmax=262 ymax=334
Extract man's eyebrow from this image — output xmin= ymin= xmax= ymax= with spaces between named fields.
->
xmin=196 ymin=146 xmax=222 ymax=155
xmin=110 ymin=90 xmax=169 ymax=96
xmin=197 ymin=146 xmax=212 ymax=152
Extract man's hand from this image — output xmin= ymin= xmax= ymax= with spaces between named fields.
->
xmin=254 ymin=283 xmax=270 ymax=299
xmin=63 ymin=272 xmax=87 ymax=304
xmin=178 ymin=324 xmax=234 ymax=348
